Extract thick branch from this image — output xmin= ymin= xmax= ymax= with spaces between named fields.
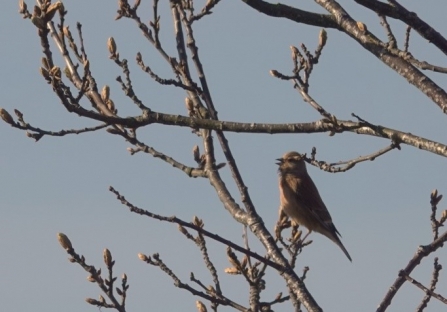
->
xmin=72 ymin=110 xmax=447 ymax=158
xmin=7 ymin=106 xmax=447 ymax=159
xmin=242 ymin=0 xmax=339 ymax=29
xmin=314 ymin=0 xmax=447 ymax=114
xmin=241 ymin=0 xmax=447 ymax=114
xmin=354 ymin=0 xmax=447 ymax=55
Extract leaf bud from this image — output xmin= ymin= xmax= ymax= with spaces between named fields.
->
xmin=0 ymin=108 xmax=15 ymax=125
xmin=319 ymin=29 xmax=327 ymax=46
xmin=108 ymin=37 xmax=117 ymax=56
xmin=57 ymin=232 xmax=73 ymax=251
xmin=103 ymin=248 xmax=112 ymax=267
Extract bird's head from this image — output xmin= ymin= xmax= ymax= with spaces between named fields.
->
xmin=276 ymin=151 xmax=307 ymax=175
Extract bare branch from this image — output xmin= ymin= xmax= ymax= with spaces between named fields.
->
xmin=377 ymin=191 xmax=447 ymax=312
xmin=56 ymin=233 xmax=127 ymax=312
xmin=379 ymin=14 xmax=397 ymax=49
xmin=138 ymin=253 xmax=249 ymax=311
xmin=306 ymin=142 xmax=399 ymax=173
xmin=402 ymin=271 xmax=447 ymax=306
xmin=109 ymin=187 xmax=282 ymax=271
xmin=241 ymin=0 xmax=338 ymax=29
xmin=403 ymin=25 xmax=411 ymax=52
xmin=244 ymin=0 xmax=447 ymax=113
xmin=354 ymin=0 xmax=447 ymax=55
xmin=416 ymin=257 xmax=444 ymax=311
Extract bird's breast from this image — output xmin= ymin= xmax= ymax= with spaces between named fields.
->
xmin=279 ymin=178 xmax=315 ymax=230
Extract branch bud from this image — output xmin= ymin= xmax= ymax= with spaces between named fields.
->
xmin=269 ymin=70 xmax=279 ymax=78
xmin=106 ymin=99 xmax=116 ymax=114
xmin=431 ymin=189 xmax=438 ymax=199
xmin=63 ymin=26 xmax=71 ymax=38
xmin=19 ymin=0 xmax=27 ymax=14
xmin=0 ymin=108 xmax=15 ymax=125
xmin=101 ymin=85 xmax=110 ymax=101
xmin=57 ymin=232 xmax=72 ymax=251
xmin=192 ymin=145 xmax=200 ymax=162
xmin=31 ymin=6 xmax=45 ymax=29
xmin=136 ymin=52 xmax=142 ymax=62
xmin=14 ymin=109 xmax=23 ymax=119
xmin=207 ymin=285 xmax=216 ymax=295
xmin=103 ymin=248 xmax=112 ymax=267
xmin=45 ymin=1 xmax=62 ymax=21
xmin=63 ymin=67 xmax=72 ymax=80
xmin=290 ymin=45 xmax=299 ymax=60
xmin=31 ymin=15 xmax=45 ymax=29
xmin=107 ymin=37 xmax=117 ymax=56
xmin=192 ymin=216 xmax=204 ymax=228
xmin=85 ymin=298 xmax=100 ymax=306
xmin=138 ymin=253 xmax=148 ymax=261
xmin=178 ymin=225 xmax=188 ymax=235
xmin=39 ymin=67 xmax=51 ymax=83
xmin=224 ymin=267 xmax=240 ymax=275
xmin=33 ymin=5 xmax=41 ymax=16
xmin=440 ymin=210 xmax=447 ymax=224
xmin=196 ymin=301 xmax=207 ymax=312
xmin=319 ymin=29 xmax=327 ymax=46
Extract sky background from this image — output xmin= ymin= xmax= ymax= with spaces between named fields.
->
xmin=1 ymin=1 xmax=447 ymax=311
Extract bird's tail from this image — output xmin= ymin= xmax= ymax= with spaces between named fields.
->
xmin=333 ymin=236 xmax=352 ymax=262
xmin=321 ymin=224 xmax=352 ymax=262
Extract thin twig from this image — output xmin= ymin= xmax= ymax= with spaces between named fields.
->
xmin=404 ymin=25 xmax=411 ymax=52
xmin=306 ymin=142 xmax=399 ymax=173
xmin=379 ymin=14 xmax=397 ymax=48
xmin=140 ymin=253 xmax=248 ymax=311
xmin=416 ymin=257 xmax=443 ymax=311
xmin=402 ymin=270 xmax=447 ymax=306
xmin=109 ymin=187 xmax=284 ymax=271
xmin=377 ymin=191 xmax=447 ymax=312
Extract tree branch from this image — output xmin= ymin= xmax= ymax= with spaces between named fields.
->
xmin=354 ymin=0 xmax=447 ymax=55
xmin=242 ymin=0 xmax=447 ymax=114
xmin=109 ymin=186 xmax=282 ymax=271
xmin=377 ymin=191 xmax=447 ymax=312
xmin=241 ymin=0 xmax=339 ymax=29
xmin=402 ymin=271 xmax=447 ymax=306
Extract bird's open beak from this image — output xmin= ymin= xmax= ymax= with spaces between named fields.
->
xmin=275 ymin=158 xmax=283 ymax=165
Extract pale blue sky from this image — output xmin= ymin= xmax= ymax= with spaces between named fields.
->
xmin=1 ymin=1 xmax=447 ymax=311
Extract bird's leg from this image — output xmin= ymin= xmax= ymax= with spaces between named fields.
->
xmin=300 ymin=229 xmax=312 ymax=243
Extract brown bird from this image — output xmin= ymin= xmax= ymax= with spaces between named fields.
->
xmin=277 ymin=151 xmax=352 ymax=262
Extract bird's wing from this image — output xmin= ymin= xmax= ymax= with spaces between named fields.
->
xmin=295 ymin=175 xmax=341 ymax=236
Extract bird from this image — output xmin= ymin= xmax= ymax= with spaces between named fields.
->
xmin=276 ymin=151 xmax=352 ymax=262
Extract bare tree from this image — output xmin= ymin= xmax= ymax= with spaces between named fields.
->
xmin=3 ymin=0 xmax=447 ymax=311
